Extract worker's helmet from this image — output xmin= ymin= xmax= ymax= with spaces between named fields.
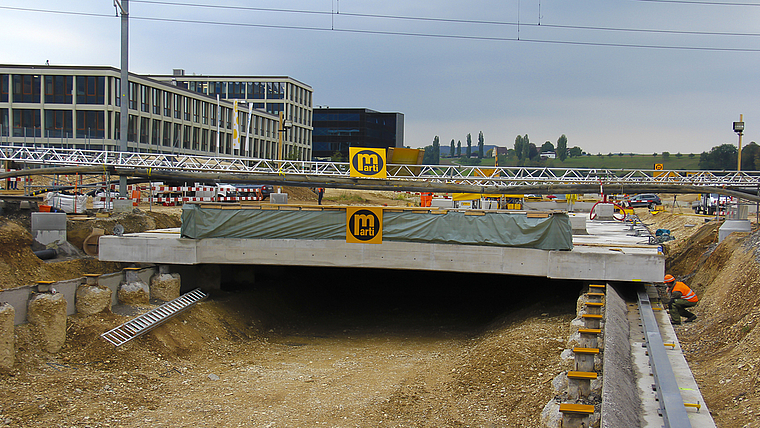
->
xmin=664 ymin=274 xmax=675 ymax=284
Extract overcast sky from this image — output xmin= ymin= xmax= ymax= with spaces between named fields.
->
xmin=1 ymin=0 xmax=759 ymax=156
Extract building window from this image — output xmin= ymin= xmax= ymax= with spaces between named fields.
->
xmin=229 ymin=82 xmax=244 ymax=99
xmin=193 ymin=99 xmax=199 ymax=123
xmin=152 ymin=88 xmax=161 ymax=115
xmin=192 ymin=127 xmax=200 ymax=150
xmin=13 ymin=75 xmax=41 ymax=103
xmin=0 ymin=75 xmax=8 ymax=102
xmin=76 ymin=111 xmax=105 ymax=139
xmin=173 ymin=123 xmax=182 ymax=148
xmin=152 ymin=119 xmax=161 ymax=145
xmin=209 ymin=81 xmax=222 ymax=97
xmin=174 ymin=94 xmax=181 ymax=119
xmin=183 ymin=125 xmax=191 ymax=149
xmin=184 ymin=97 xmax=191 ymax=121
xmin=44 ymin=76 xmax=73 ymax=104
xmin=0 ymin=109 xmax=8 ymax=136
xmin=141 ymin=86 xmax=150 ymax=113
xmin=76 ymin=76 xmax=105 ymax=105
xmin=267 ymin=103 xmax=284 ymax=115
xmin=202 ymin=129 xmax=209 ymax=151
xmin=252 ymin=82 xmax=265 ymax=99
xmin=164 ymin=91 xmax=171 ymax=117
xmin=44 ymin=110 xmax=73 ymax=138
xmin=115 ymin=78 xmax=121 ymax=107
xmin=13 ymin=109 xmax=41 ymax=137
xmin=268 ymin=82 xmax=284 ymax=100
xmin=128 ymin=82 xmax=138 ymax=109
xmin=114 ymin=112 xmax=120 ymax=140
xmin=140 ymin=117 xmax=149 ymax=143
xmin=162 ymin=121 xmax=171 ymax=146
xmin=202 ymin=102 xmax=208 ymax=125
xmin=128 ymin=115 xmax=137 ymax=142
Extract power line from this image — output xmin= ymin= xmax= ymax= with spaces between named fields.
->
xmin=632 ymin=0 xmax=760 ymax=6
xmin=2 ymin=4 xmax=759 ymax=52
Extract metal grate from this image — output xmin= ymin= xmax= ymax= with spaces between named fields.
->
xmin=101 ymin=288 xmax=208 ymax=346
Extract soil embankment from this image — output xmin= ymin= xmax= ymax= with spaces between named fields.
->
xmin=641 ymin=208 xmax=760 ymax=427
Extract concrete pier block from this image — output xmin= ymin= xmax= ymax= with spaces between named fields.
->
xmin=76 ymin=285 xmax=112 ymax=315
xmin=150 ymin=265 xmax=181 ymax=302
xmin=0 ymin=303 xmax=15 ymax=370
xmin=567 ymin=378 xmax=591 ymax=400
xmin=118 ymin=268 xmax=150 ymax=305
xmin=27 ymin=293 xmax=67 ymax=353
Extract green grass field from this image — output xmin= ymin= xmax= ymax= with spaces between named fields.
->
xmin=445 ymin=154 xmax=701 ymax=170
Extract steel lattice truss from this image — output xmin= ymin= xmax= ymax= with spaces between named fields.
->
xmin=2 ymin=145 xmax=759 ymax=188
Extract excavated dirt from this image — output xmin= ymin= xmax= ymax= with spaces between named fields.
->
xmin=641 ymin=207 xmax=760 ymax=428
xmin=3 ymin=192 xmax=760 ymax=427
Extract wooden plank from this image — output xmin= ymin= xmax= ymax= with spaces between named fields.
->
xmin=567 ymin=371 xmax=598 ymax=380
xmin=573 ymin=347 xmax=600 ymax=354
xmin=578 ymin=328 xmax=602 ymax=334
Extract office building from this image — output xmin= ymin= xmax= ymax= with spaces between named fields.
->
xmin=312 ymin=108 xmax=404 ymax=160
xmin=0 ymin=64 xmax=312 ymax=160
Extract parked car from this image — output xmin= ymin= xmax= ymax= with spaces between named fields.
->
xmin=626 ymin=194 xmax=662 ymax=209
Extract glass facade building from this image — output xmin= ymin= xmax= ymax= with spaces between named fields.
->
xmin=0 ymin=65 xmax=312 ymax=161
xmin=312 ymin=108 xmax=404 ymax=160
xmin=149 ymin=70 xmax=313 ymax=161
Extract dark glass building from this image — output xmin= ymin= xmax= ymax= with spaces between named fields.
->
xmin=312 ymin=108 xmax=404 ymax=160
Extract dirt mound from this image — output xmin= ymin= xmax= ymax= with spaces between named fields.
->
xmin=67 ymin=210 xmax=181 ymax=251
xmin=647 ymin=211 xmax=760 ymax=427
xmin=0 ymin=219 xmax=43 ymax=288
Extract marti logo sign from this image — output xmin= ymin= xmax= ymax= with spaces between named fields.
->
xmin=349 ymin=147 xmax=387 ymax=179
xmin=346 ymin=207 xmax=383 ymax=244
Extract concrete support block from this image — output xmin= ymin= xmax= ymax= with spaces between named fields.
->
xmin=574 ymin=351 xmax=596 ymax=372
xmin=567 ymin=378 xmax=591 ymax=400
xmin=118 ymin=268 xmax=150 ymax=305
xmin=27 ymin=293 xmax=67 ymax=353
xmin=150 ymin=265 xmax=181 ymax=302
xmin=0 ymin=303 xmax=15 ymax=370
xmin=76 ymin=285 xmax=112 ymax=315
xmin=561 ymin=412 xmax=591 ymax=428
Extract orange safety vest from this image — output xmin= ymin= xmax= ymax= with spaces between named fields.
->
xmin=672 ymin=281 xmax=698 ymax=303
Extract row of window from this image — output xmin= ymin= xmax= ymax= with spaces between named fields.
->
xmin=179 ymin=80 xmax=290 ymax=101
xmin=0 ymin=74 xmax=105 ymax=105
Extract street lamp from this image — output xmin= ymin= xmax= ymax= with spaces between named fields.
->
xmin=277 ymin=111 xmax=293 ymax=160
xmin=733 ymin=114 xmax=744 ymax=171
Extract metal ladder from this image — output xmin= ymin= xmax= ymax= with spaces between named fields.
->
xmin=101 ymin=288 xmax=208 ymax=346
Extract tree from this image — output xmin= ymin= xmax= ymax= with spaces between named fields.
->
xmin=514 ymin=135 xmax=525 ymax=160
xmin=457 ymin=140 xmax=462 ymax=157
xmin=741 ymin=141 xmax=760 ymax=171
xmin=675 ymin=152 xmax=683 ymax=158
xmin=568 ymin=146 xmax=583 ymax=157
xmin=541 ymin=141 xmax=555 ymax=153
xmin=450 ymin=139 xmax=455 ymax=157
xmin=527 ymin=142 xmax=538 ymax=160
xmin=331 ymin=151 xmax=345 ymax=162
xmin=421 ymin=136 xmax=440 ymax=165
xmin=466 ymin=133 xmax=472 ymax=158
xmin=556 ymin=135 xmax=568 ymax=161
xmin=698 ymin=144 xmax=738 ymax=170
xmin=477 ymin=131 xmax=484 ymax=159
xmin=662 ymin=152 xmax=670 ymax=159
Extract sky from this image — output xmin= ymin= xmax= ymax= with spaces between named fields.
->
xmin=1 ymin=0 xmax=759 ymax=156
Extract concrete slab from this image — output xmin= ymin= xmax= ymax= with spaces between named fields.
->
xmin=97 ymin=217 xmax=664 ymax=282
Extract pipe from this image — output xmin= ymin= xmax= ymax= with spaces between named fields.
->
xmin=33 ymin=249 xmax=57 ymax=260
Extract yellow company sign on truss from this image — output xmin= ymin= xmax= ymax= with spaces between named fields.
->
xmin=346 ymin=207 xmax=383 ymax=244
xmin=349 ymin=147 xmax=386 ymax=179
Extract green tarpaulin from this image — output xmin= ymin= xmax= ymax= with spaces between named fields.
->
xmin=181 ymin=205 xmax=573 ymax=250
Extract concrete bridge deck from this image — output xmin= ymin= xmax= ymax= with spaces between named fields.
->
xmin=99 ymin=216 xmax=664 ymax=283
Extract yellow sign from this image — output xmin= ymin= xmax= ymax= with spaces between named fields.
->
xmin=654 ymin=163 xmax=664 ymax=170
xmin=350 ymin=147 xmax=386 ymax=178
xmin=346 ymin=207 xmax=383 ymax=244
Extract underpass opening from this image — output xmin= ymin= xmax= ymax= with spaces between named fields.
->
xmin=219 ymin=265 xmax=584 ymax=338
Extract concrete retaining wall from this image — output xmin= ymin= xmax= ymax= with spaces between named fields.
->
xmin=600 ymin=284 xmax=641 ymax=428
xmin=0 ymin=267 xmax=157 ymax=325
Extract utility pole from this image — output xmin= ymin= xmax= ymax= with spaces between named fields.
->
xmin=733 ymin=114 xmax=744 ymax=172
xmin=116 ymin=0 xmax=129 ymax=197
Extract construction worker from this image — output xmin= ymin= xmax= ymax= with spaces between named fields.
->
xmin=317 ymin=187 xmax=324 ymax=205
xmin=664 ymin=274 xmax=698 ymax=325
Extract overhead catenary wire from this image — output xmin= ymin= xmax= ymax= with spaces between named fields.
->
xmin=1 ymin=3 xmax=759 ymax=52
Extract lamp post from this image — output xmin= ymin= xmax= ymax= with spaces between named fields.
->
xmin=277 ymin=111 xmax=293 ymax=160
xmin=733 ymin=114 xmax=744 ymax=172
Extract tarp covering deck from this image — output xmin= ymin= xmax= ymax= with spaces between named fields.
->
xmin=180 ymin=204 xmax=573 ymax=250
